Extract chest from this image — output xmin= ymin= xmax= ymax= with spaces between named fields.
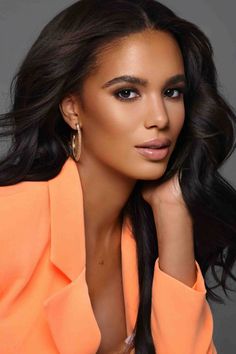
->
xmin=85 ymin=250 xmax=128 ymax=353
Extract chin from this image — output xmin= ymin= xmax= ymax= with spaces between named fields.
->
xmin=134 ymin=166 xmax=167 ymax=181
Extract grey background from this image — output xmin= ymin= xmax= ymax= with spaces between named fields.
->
xmin=0 ymin=1 xmax=235 ymax=353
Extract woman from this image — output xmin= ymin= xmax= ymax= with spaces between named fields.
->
xmin=0 ymin=0 xmax=236 ymax=353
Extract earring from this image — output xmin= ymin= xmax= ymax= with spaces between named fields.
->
xmin=71 ymin=122 xmax=82 ymax=162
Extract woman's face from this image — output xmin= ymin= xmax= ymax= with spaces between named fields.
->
xmin=62 ymin=29 xmax=186 ymax=180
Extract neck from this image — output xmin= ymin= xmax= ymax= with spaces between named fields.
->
xmin=75 ymin=156 xmax=136 ymax=250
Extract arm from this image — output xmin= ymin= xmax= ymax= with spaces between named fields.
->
xmin=153 ymin=202 xmax=197 ymax=287
xmin=150 ymin=201 xmax=217 ymax=354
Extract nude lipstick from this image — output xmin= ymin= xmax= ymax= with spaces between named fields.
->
xmin=135 ymin=137 xmax=171 ymax=161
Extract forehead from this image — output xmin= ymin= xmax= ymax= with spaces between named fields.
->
xmin=91 ymin=30 xmax=185 ymax=84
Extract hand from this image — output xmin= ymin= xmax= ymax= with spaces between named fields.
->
xmin=141 ymin=172 xmax=196 ymax=288
xmin=140 ymin=171 xmax=186 ymax=209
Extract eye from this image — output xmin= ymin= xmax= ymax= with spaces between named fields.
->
xmin=112 ymin=86 xmax=186 ymax=102
xmin=164 ymin=87 xmax=186 ymax=99
xmin=113 ymin=88 xmax=140 ymax=101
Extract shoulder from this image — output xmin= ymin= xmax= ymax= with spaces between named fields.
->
xmin=0 ymin=156 xmax=74 ymax=218
xmin=0 ymin=181 xmax=51 ymax=298
xmin=0 ymin=181 xmax=49 ymax=230
xmin=0 ymin=180 xmax=48 ymax=198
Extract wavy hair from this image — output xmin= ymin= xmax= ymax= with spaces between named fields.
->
xmin=1 ymin=0 xmax=236 ymax=352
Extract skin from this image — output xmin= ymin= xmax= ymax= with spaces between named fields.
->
xmin=60 ymin=29 xmax=196 ymax=353
xmin=60 ymin=29 xmax=186 ymax=245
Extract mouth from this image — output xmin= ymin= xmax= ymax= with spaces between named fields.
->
xmin=135 ymin=146 xmax=170 ymax=160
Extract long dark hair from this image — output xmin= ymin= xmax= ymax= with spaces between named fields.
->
xmin=1 ymin=0 xmax=236 ymax=352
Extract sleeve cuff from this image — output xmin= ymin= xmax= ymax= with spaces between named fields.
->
xmin=155 ymin=257 xmax=206 ymax=293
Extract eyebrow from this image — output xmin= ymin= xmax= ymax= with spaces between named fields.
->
xmin=101 ymin=74 xmax=187 ymax=89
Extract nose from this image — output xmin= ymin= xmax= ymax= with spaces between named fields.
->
xmin=144 ymin=94 xmax=169 ymax=129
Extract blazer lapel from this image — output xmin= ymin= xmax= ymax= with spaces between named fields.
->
xmin=43 ymin=156 xmax=139 ymax=353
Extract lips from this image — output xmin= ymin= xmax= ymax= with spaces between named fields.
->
xmin=135 ymin=146 xmax=170 ymax=160
xmin=135 ymin=137 xmax=171 ymax=149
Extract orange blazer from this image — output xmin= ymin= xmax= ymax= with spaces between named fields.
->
xmin=0 ymin=156 xmax=217 ymax=354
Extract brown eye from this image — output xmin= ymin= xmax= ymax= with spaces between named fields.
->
xmin=113 ymin=88 xmax=139 ymax=101
xmin=165 ymin=87 xmax=185 ymax=99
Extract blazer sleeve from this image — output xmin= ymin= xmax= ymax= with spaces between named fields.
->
xmin=151 ymin=257 xmax=218 ymax=354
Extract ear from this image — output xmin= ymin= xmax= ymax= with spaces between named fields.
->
xmin=59 ymin=95 xmax=83 ymax=129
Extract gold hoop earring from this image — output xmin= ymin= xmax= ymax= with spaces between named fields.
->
xmin=71 ymin=123 xmax=82 ymax=162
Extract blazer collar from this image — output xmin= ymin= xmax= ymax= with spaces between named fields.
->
xmin=44 ymin=156 xmax=139 ymax=353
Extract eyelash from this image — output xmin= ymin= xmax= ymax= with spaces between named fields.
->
xmin=113 ymin=87 xmax=186 ymax=102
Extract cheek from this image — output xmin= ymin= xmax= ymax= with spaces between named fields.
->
xmin=85 ymin=111 xmax=130 ymax=140
xmin=83 ymin=96 xmax=136 ymax=139
xmin=81 ymin=103 xmax=134 ymax=159
xmin=169 ymin=102 xmax=185 ymax=136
